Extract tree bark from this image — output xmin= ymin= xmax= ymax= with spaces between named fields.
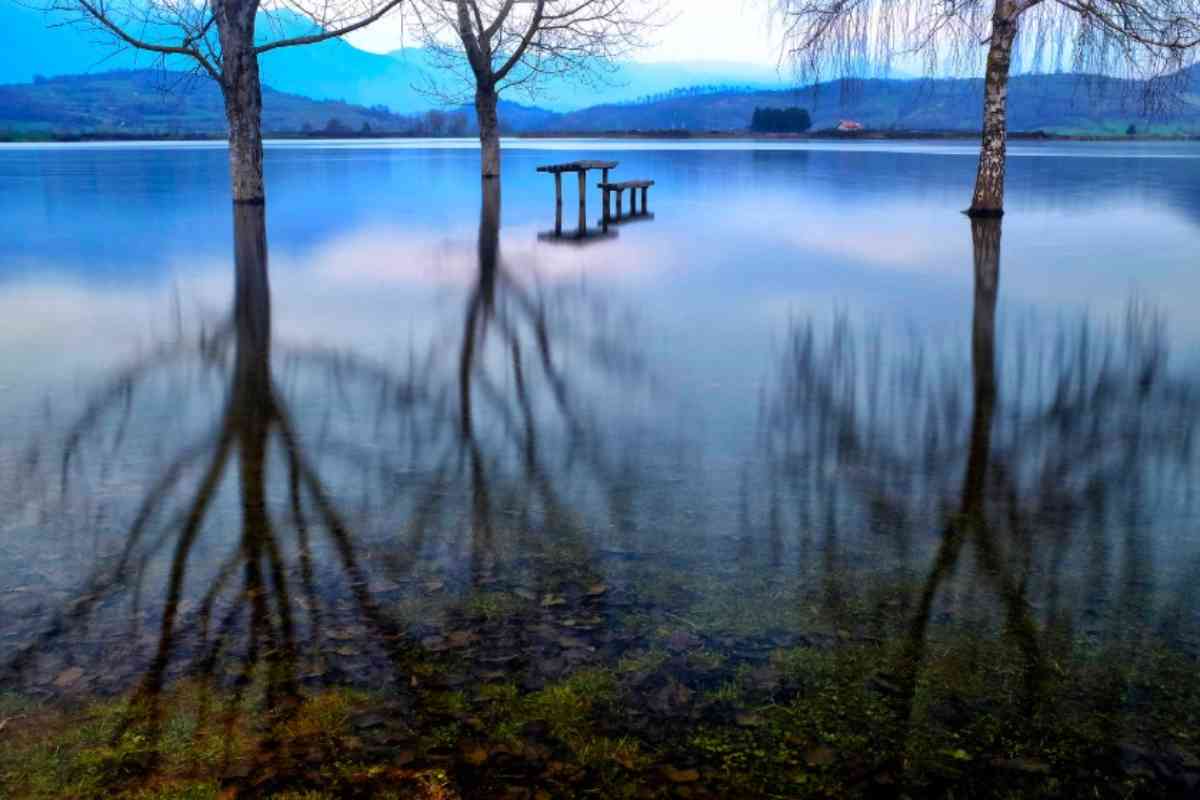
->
xmin=968 ymin=3 xmax=1019 ymax=216
xmin=963 ymin=216 xmax=1001 ymax=512
xmin=476 ymin=84 xmax=501 ymax=179
xmin=218 ymin=2 xmax=266 ymax=204
xmin=478 ymin=177 xmax=501 ymax=305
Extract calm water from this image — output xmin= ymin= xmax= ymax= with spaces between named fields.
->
xmin=1 ymin=139 xmax=1199 ymax=796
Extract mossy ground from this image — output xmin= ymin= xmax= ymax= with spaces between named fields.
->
xmin=3 ymin=622 xmax=1197 ymax=799
xmin=3 ymin=537 xmax=1197 ymax=799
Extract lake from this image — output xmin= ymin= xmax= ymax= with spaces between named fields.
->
xmin=1 ymin=138 xmax=1199 ymax=798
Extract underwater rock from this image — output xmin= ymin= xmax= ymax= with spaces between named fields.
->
xmin=662 ymin=766 xmax=701 ymax=783
xmin=805 ymin=746 xmax=836 ymax=767
xmin=866 ymin=674 xmax=904 ymax=697
xmin=666 ymin=630 xmax=701 ymax=652
xmin=992 ymin=757 xmax=1051 ymax=775
xmin=51 ymin=666 xmax=84 ymax=688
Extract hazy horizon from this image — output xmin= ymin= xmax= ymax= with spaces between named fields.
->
xmin=346 ymin=0 xmax=787 ymax=66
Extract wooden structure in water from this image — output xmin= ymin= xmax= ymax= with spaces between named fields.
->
xmin=536 ymin=228 xmax=619 ymax=246
xmin=598 ymin=180 xmax=655 ymax=221
xmin=536 ymin=160 xmax=619 ymax=236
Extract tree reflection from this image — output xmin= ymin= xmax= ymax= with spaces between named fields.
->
xmin=763 ymin=216 xmax=1200 ymax=781
xmin=893 ymin=218 xmax=1043 ymax=734
xmin=1 ymin=182 xmax=650 ymax=755
xmin=2 ymin=205 xmax=421 ymax=768
xmin=453 ymin=179 xmax=641 ymax=588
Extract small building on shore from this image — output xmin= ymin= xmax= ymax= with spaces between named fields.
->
xmin=837 ymin=120 xmax=864 ymax=132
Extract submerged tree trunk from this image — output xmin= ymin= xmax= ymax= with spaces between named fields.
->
xmin=963 ymin=216 xmax=1001 ymax=511
xmin=478 ymin=177 xmax=501 ymax=298
xmin=218 ymin=2 xmax=266 ymax=204
xmin=231 ymin=200 xmax=283 ymax=699
xmin=969 ymin=3 xmax=1019 ymax=216
xmin=476 ymin=84 xmax=501 ymax=179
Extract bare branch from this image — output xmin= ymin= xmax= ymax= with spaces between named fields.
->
xmin=255 ymin=0 xmax=406 ymax=54
xmin=71 ymin=0 xmax=221 ymax=81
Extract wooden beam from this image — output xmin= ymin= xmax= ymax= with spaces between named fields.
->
xmin=577 ymin=171 xmax=587 ymax=233
xmin=554 ymin=173 xmax=563 ymax=235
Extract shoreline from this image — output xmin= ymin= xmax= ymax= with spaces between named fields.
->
xmin=520 ymin=129 xmax=1200 ymax=142
xmin=4 ymin=129 xmax=1200 ymax=144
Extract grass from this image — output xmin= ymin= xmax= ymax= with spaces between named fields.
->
xmin=4 ymin=633 xmax=1198 ymax=799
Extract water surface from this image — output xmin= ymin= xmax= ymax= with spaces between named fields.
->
xmin=1 ymin=138 xmax=1198 ymax=798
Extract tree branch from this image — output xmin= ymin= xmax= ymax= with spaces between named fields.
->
xmin=254 ymin=0 xmax=406 ymax=54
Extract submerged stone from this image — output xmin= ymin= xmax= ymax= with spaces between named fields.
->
xmin=662 ymin=766 xmax=701 ymax=783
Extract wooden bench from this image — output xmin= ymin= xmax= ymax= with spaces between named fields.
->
xmin=598 ymin=180 xmax=655 ymax=220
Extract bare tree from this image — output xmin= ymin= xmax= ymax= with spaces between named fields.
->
xmin=408 ymin=0 xmax=662 ymax=177
xmin=771 ymin=0 xmax=1200 ymax=214
xmin=49 ymin=0 xmax=406 ymax=203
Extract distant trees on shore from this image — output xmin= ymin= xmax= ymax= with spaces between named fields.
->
xmin=301 ymin=110 xmax=469 ymax=138
xmin=750 ymin=106 xmax=812 ymax=133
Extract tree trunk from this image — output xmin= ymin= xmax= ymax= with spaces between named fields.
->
xmin=478 ymin=177 xmax=501 ymax=307
xmin=962 ymin=216 xmax=1001 ymax=513
xmin=968 ymin=3 xmax=1019 ymax=217
xmin=218 ymin=3 xmax=266 ymax=204
xmin=476 ymin=84 xmax=501 ymax=179
xmin=233 ymin=202 xmax=271 ymax=378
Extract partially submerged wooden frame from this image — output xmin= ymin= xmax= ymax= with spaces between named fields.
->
xmin=537 ymin=160 xmax=619 ymax=235
xmin=598 ymin=179 xmax=654 ymax=221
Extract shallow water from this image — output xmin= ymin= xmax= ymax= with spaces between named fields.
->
xmin=1 ymin=139 xmax=1199 ymax=797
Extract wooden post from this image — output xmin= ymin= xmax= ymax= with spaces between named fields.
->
xmin=602 ymin=167 xmax=610 ymax=186
xmin=577 ymin=170 xmax=586 ymax=233
xmin=603 ymin=186 xmax=611 ymax=222
xmin=616 ymin=189 xmax=623 ymax=218
xmin=554 ymin=172 xmax=563 ymax=235
xmin=641 ymin=187 xmax=648 ymax=214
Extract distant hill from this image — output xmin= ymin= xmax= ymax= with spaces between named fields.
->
xmin=545 ymin=71 xmax=1200 ymax=134
xmin=0 ymin=69 xmax=565 ymax=137
xmin=7 ymin=65 xmax=1200 ymax=139
xmin=0 ymin=4 xmax=789 ymax=113
xmin=0 ymin=70 xmax=416 ymax=136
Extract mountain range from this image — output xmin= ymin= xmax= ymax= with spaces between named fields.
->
xmin=545 ymin=70 xmax=1200 ymax=134
xmin=0 ymin=70 xmax=419 ymax=136
xmin=5 ymin=67 xmax=1200 ymax=139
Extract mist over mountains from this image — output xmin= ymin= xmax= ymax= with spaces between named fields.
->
xmin=0 ymin=3 xmax=789 ymax=113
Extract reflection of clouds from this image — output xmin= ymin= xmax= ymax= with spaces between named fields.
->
xmin=303 ymin=223 xmax=674 ymax=287
xmin=725 ymin=191 xmax=1200 ymax=342
xmin=5 ymin=185 xmax=1200 ymax=425
xmin=0 ymin=283 xmax=177 ymax=383
xmin=0 ymin=221 xmax=676 ymax=418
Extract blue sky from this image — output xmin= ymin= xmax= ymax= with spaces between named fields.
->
xmin=345 ymin=0 xmax=785 ymax=65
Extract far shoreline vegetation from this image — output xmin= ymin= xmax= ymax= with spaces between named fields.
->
xmin=6 ymin=67 xmax=1200 ymax=148
xmin=4 ymin=129 xmax=1200 ymax=143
